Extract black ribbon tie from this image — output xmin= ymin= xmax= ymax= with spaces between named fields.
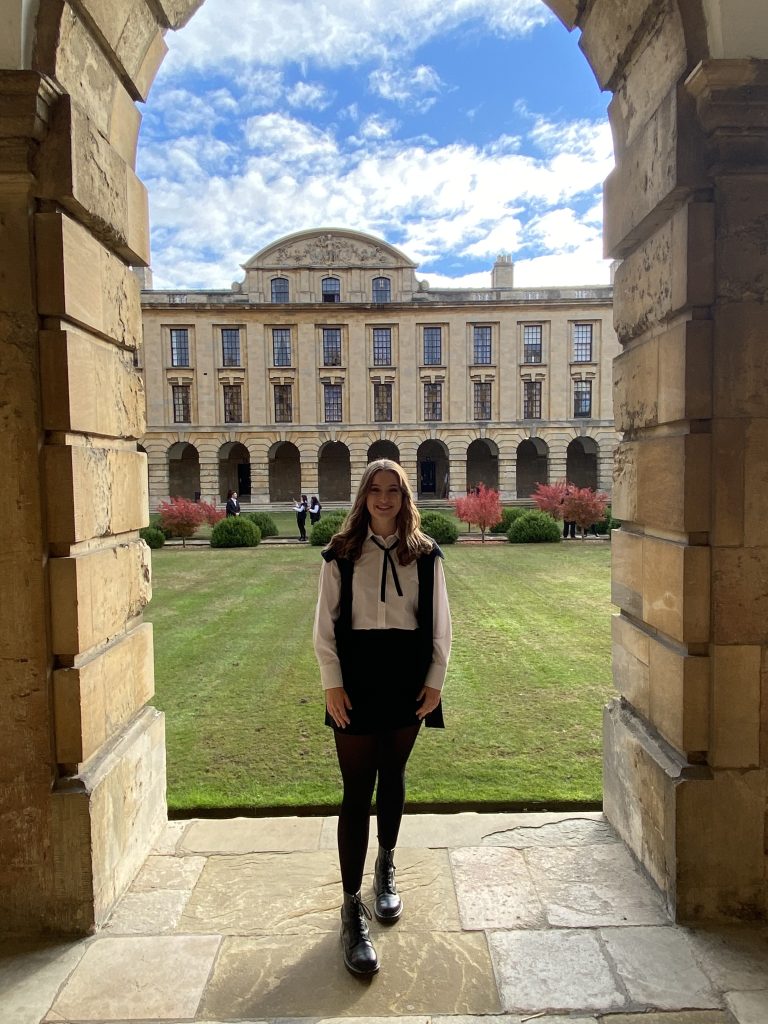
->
xmin=370 ymin=537 xmax=403 ymax=602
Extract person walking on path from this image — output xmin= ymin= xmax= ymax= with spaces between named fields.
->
xmin=225 ymin=490 xmax=240 ymax=517
xmin=313 ymin=458 xmax=452 ymax=976
xmin=309 ymin=495 xmax=322 ymax=526
xmin=292 ymin=494 xmax=308 ymax=541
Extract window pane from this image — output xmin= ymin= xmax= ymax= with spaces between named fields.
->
xmin=473 ymin=381 xmax=491 ymax=420
xmin=271 ymin=277 xmax=289 ymax=303
xmin=322 ymin=328 xmax=342 ymax=366
xmin=322 ymin=277 xmax=340 ymax=302
xmin=272 ymin=328 xmax=291 ymax=366
xmin=523 ymin=324 xmax=542 ymax=363
xmin=274 ymin=384 xmax=292 ymax=423
xmin=473 ymin=326 xmax=492 ymax=364
xmin=574 ymin=379 xmax=592 ymax=417
xmin=424 ymin=382 xmax=442 ymax=421
xmin=170 ymin=328 xmax=189 ymax=367
xmin=172 ymin=384 xmax=190 ymax=422
xmin=373 ymin=383 xmax=392 ymax=422
xmin=372 ymin=277 xmax=391 ymax=302
xmin=223 ymin=385 xmax=242 ymax=423
xmin=423 ymin=327 xmax=442 ymax=365
xmin=324 ymin=383 xmax=342 ymax=422
xmin=523 ymin=381 xmax=541 ymax=419
xmin=572 ymin=323 xmax=593 ymax=362
xmin=372 ymin=327 xmax=392 ymax=365
xmin=221 ymin=328 xmax=240 ymax=367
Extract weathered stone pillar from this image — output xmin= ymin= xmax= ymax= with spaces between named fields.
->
xmin=605 ymin=56 xmax=768 ymax=921
xmin=450 ymin=457 xmax=467 ymax=497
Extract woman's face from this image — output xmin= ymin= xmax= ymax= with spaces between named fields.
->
xmin=366 ymin=470 xmax=403 ymax=535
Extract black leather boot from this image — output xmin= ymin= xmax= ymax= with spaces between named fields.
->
xmin=374 ymin=846 xmax=403 ymax=922
xmin=340 ymin=891 xmax=379 ymax=975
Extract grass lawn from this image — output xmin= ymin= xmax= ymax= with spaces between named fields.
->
xmin=144 ymin=542 xmax=614 ymax=813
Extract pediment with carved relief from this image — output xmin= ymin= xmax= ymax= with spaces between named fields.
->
xmin=244 ymin=229 xmax=416 ymax=270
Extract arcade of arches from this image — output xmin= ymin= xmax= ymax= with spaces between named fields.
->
xmin=3 ymin=0 xmax=768 ymax=935
xmin=148 ymin=435 xmax=601 ymax=505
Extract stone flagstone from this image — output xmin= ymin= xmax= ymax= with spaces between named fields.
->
xmin=180 ymin=848 xmax=460 ymax=935
xmin=600 ymin=926 xmax=719 ymax=1009
xmin=201 ymin=931 xmax=501 ymax=1018
xmin=0 ymin=940 xmax=87 ymax=1024
xmin=523 ymin=843 xmax=668 ymax=927
xmin=450 ymin=847 xmax=547 ymax=929
xmin=131 ymin=853 xmax=206 ymax=890
xmin=725 ymin=990 xmax=768 ymax=1024
xmin=181 ymin=815 xmax=324 ymax=854
xmin=681 ymin=925 xmax=768 ymax=991
xmin=488 ymin=929 xmax=627 ymax=1013
xmin=44 ymin=935 xmax=221 ymax=1021
xmin=482 ymin=815 xmax=620 ymax=847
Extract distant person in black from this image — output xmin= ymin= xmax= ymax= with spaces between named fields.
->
xmin=225 ymin=490 xmax=240 ymax=517
xmin=309 ymin=495 xmax=322 ymax=526
xmin=293 ymin=494 xmax=308 ymax=541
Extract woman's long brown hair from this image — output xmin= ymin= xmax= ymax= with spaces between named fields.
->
xmin=325 ymin=459 xmax=433 ymax=565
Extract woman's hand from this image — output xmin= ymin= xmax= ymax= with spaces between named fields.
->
xmin=326 ymin=687 xmax=352 ymax=728
xmin=416 ymin=686 xmax=441 ymax=719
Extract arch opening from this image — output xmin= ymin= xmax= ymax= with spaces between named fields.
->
xmin=516 ymin=437 xmax=548 ymax=498
xmin=269 ymin=441 xmax=301 ymax=502
xmin=466 ymin=438 xmax=499 ymax=491
xmin=318 ymin=441 xmax=351 ymax=501
xmin=218 ymin=441 xmax=251 ymax=500
xmin=168 ymin=441 xmax=201 ymax=500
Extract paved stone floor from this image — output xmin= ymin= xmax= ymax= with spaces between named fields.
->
xmin=2 ymin=812 xmax=767 ymax=1024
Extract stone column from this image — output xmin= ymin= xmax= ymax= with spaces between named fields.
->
xmin=450 ymin=457 xmax=467 ymax=497
xmin=498 ymin=455 xmax=516 ymax=501
xmin=605 ymin=58 xmax=768 ymax=921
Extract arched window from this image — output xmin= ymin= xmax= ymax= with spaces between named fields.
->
xmin=271 ymin=277 xmax=289 ymax=303
xmin=372 ymin=276 xmax=391 ymax=302
xmin=322 ymin=277 xmax=340 ymax=303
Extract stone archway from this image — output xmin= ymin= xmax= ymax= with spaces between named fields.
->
xmin=368 ymin=439 xmax=400 ymax=463
xmin=466 ymin=438 xmax=499 ymax=491
xmin=516 ymin=438 xmax=548 ymax=498
xmin=4 ymin=0 xmax=768 ymax=933
xmin=218 ymin=441 xmax=251 ymax=501
xmin=168 ymin=441 xmax=201 ymax=499
xmin=318 ymin=441 xmax=351 ymax=501
xmin=566 ymin=437 xmax=598 ymax=490
xmin=417 ymin=439 xmax=449 ymax=498
xmin=268 ymin=441 xmax=301 ymax=502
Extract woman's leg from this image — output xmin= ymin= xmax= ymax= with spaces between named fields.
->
xmin=374 ymin=723 xmax=421 ymax=850
xmin=334 ymin=731 xmax=378 ymax=893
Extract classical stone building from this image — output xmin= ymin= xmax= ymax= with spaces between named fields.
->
xmin=3 ymin=0 xmax=768 ymax=939
xmin=140 ymin=230 xmax=620 ymax=507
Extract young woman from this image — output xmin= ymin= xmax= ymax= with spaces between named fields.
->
xmin=309 ymin=495 xmax=322 ymax=526
xmin=292 ymin=494 xmax=308 ymax=541
xmin=313 ymin=459 xmax=451 ymax=976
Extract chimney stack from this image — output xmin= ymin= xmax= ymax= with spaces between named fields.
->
xmin=492 ymin=253 xmax=514 ymax=289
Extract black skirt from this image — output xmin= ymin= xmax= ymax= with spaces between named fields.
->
xmin=324 ymin=628 xmax=435 ymax=735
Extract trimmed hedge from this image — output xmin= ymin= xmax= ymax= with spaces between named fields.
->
xmin=245 ymin=511 xmax=279 ymax=538
xmin=508 ymin=510 xmax=562 ymax=544
xmin=490 ymin=507 xmax=529 ymax=534
xmin=210 ymin=517 xmax=261 ymax=548
xmin=310 ymin=513 xmax=347 ymax=546
xmin=140 ymin=526 xmax=166 ymax=549
xmin=419 ymin=511 xmax=459 ymax=545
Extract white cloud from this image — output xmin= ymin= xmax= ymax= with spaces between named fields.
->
xmin=286 ymin=80 xmax=333 ymax=109
xmin=368 ymin=64 xmax=443 ymax=110
xmin=159 ymin=0 xmax=552 ymax=76
xmin=356 ymin=114 xmax=399 ymax=140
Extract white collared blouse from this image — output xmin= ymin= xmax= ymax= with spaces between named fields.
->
xmin=313 ymin=531 xmax=452 ymax=692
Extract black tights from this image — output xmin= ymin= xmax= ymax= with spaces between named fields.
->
xmin=334 ymin=724 xmax=421 ymax=894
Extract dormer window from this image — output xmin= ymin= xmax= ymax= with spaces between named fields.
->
xmin=322 ymin=277 xmax=340 ymax=303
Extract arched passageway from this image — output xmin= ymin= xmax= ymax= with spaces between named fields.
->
xmin=516 ymin=438 xmax=548 ymax=498
xmin=368 ymin=440 xmax=400 ymax=463
xmin=417 ymin=440 xmax=449 ymax=498
xmin=566 ymin=437 xmax=598 ymax=490
xmin=4 ymin=0 xmax=768 ymax=936
xmin=466 ymin=438 xmax=499 ymax=491
xmin=168 ymin=442 xmax=200 ymax=500
xmin=218 ymin=441 xmax=251 ymax=500
xmin=268 ymin=442 xmax=301 ymax=502
xmin=318 ymin=441 xmax=351 ymax=501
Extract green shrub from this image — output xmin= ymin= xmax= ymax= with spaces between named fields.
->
xmin=490 ymin=507 xmax=529 ymax=534
xmin=419 ymin=511 xmax=459 ymax=545
xmin=310 ymin=512 xmax=347 ymax=546
xmin=594 ymin=506 xmax=622 ymax=535
xmin=245 ymin=511 xmax=278 ymax=538
xmin=140 ymin=526 xmax=166 ymax=549
xmin=210 ymin=517 xmax=261 ymax=548
xmin=508 ymin=510 xmax=562 ymax=544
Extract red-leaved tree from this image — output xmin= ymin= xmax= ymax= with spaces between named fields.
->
xmin=199 ymin=500 xmax=225 ymax=526
xmin=562 ymin=486 xmax=609 ymax=539
xmin=531 ymin=480 xmax=570 ymax=520
xmin=454 ymin=484 xmax=502 ymax=543
xmin=158 ymin=497 xmax=208 ymax=547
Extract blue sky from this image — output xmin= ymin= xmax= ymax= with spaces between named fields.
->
xmin=137 ymin=0 xmax=613 ymax=291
